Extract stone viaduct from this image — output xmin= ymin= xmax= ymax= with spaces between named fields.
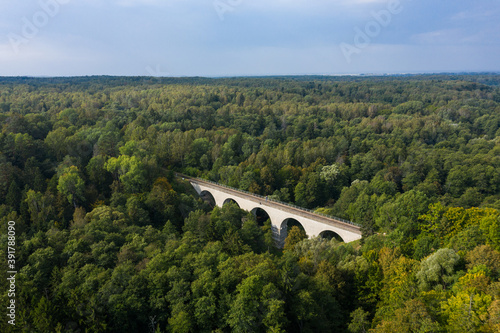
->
xmin=179 ymin=175 xmax=362 ymax=247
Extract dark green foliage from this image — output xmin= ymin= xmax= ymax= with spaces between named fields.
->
xmin=0 ymin=75 xmax=499 ymax=332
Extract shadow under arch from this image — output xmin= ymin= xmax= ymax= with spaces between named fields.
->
xmin=282 ymin=218 xmax=306 ymax=233
xmin=200 ymin=190 xmax=216 ymax=207
xmin=223 ymin=198 xmax=240 ymax=208
xmin=279 ymin=218 xmax=308 ymax=243
xmin=319 ymin=230 xmax=344 ymax=242
xmin=250 ymin=207 xmax=271 ymax=226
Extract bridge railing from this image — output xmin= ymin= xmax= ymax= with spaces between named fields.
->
xmin=176 ymin=172 xmax=360 ymax=228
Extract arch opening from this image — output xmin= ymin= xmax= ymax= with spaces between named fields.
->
xmin=200 ymin=190 xmax=216 ymax=207
xmin=282 ymin=218 xmax=306 ymax=234
xmin=223 ymin=198 xmax=240 ymax=208
xmin=251 ymin=207 xmax=271 ymax=227
xmin=279 ymin=218 xmax=308 ymax=246
xmin=319 ymin=230 xmax=344 ymax=242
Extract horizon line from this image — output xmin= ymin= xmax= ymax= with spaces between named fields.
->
xmin=0 ymin=71 xmax=500 ymax=80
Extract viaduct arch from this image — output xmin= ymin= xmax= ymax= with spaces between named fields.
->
xmin=183 ymin=175 xmax=362 ymax=247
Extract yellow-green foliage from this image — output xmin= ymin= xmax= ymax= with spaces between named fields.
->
xmin=420 ymin=204 xmax=499 ymax=247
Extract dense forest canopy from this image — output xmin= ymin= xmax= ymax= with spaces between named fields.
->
xmin=0 ymin=74 xmax=500 ymax=332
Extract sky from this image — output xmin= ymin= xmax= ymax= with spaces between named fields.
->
xmin=0 ymin=0 xmax=499 ymax=77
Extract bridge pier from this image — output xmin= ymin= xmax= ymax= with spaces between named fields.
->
xmin=277 ymin=224 xmax=287 ymax=248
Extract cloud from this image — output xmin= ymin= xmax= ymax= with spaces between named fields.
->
xmin=0 ymin=0 xmax=498 ymax=76
xmin=0 ymin=37 xmax=107 ymax=76
xmin=411 ymin=29 xmax=463 ymax=45
xmin=333 ymin=43 xmax=500 ymax=74
xmin=451 ymin=8 xmax=499 ymax=21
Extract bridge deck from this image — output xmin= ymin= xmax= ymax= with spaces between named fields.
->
xmin=178 ymin=174 xmax=361 ymax=235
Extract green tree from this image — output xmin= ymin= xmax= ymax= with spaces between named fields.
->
xmin=228 ymin=276 xmax=286 ymax=333
xmin=348 ymin=307 xmax=370 ymax=333
xmin=105 ymin=155 xmax=147 ymax=193
xmin=168 ymin=310 xmax=192 ymax=333
xmin=146 ymin=177 xmax=178 ymax=227
xmin=284 ymin=226 xmax=307 ymax=251
xmin=441 ymin=270 xmax=493 ymax=333
xmin=294 ymin=182 xmax=308 ymax=207
xmin=25 ymin=189 xmax=54 ymax=230
xmin=419 ymin=202 xmax=447 ymax=239
xmin=86 ymin=155 xmax=112 ymax=193
xmin=57 ymin=165 xmax=85 ymax=208
xmin=446 ymin=165 xmax=472 ymax=197
xmin=480 ymin=214 xmax=500 ymax=251
xmin=465 ymin=245 xmax=500 ymax=279
xmin=320 ymin=163 xmax=340 ymax=183
xmin=416 ymin=248 xmax=460 ymax=291
xmin=186 ymin=137 xmax=212 ymax=168
xmin=5 ymin=180 xmax=21 ymax=211
xmin=372 ymin=299 xmax=439 ymax=333
xmin=32 ymin=296 xmax=57 ymax=333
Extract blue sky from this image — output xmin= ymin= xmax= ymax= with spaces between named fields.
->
xmin=0 ymin=0 xmax=499 ymax=76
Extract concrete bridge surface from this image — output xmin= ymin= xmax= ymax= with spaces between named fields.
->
xmin=179 ymin=174 xmax=362 ymax=247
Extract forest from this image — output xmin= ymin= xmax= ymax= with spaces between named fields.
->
xmin=0 ymin=74 xmax=499 ymax=332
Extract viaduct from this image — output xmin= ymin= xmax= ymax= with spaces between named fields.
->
xmin=179 ymin=175 xmax=362 ymax=247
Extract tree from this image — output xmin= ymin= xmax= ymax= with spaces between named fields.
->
xmin=486 ymin=300 xmax=500 ymax=332
xmin=84 ymin=205 xmax=128 ymax=236
xmin=186 ymin=137 xmax=212 ymax=168
xmin=228 ymin=275 xmax=287 ymax=333
xmin=376 ymin=190 xmax=431 ymax=235
xmin=32 ymin=296 xmax=58 ymax=333
xmin=126 ymin=195 xmax=150 ymax=226
xmin=347 ymin=192 xmax=380 ymax=237
xmin=446 ymin=165 xmax=472 ymax=197
xmin=57 ymin=166 xmax=85 ymax=208
xmin=465 ymin=245 xmax=500 ymax=279
xmin=416 ymin=248 xmax=460 ymax=291
xmin=419 ymin=202 xmax=447 ymax=240
xmin=86 ymin=155 xmax=112 ymax=193
xmin=5 ymin=180 xmax=21 ymax=211
xmin=320 ymin=163 xmax=340 ymax=183
xmin=168 ymin=310 xmax=192 ymax=333
xmin=25 ymin=247 xmax=58 ymax=291
xmin=284 ymin=226 xmax=307 ymax=251
xmin=240 ymin=218 xmax=266 ymax=253
xmin=294 ymin=182 xmax=308 ymax=207
xmin=372 ymin=299 xmax=439 ymax=333
xmin=183 ymin=210 xmax=211 ymax=242
xmin=376 ymin=253 xmax=418 ymax=318
xmin=45 ymin=127 xmax=74 ymax=160
xmin=446 ymin=225 xmax=486 ymax=255
xmin=209 ymin=202 xmax=245 ymax=241
xmin=480 ymin=214 xmax=500 ymax=251
xmin=348 ymin=307 xmax=370 ymax=333
xmin=25 ymin=189 xmax=54 ymax=230
xmin=105 ymin=155 xmax=147 ymax=193
xmin=146 ymin=177 xmax=178 ymax=227
xmin=441 ymin=270 xmax=493 ymax=333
